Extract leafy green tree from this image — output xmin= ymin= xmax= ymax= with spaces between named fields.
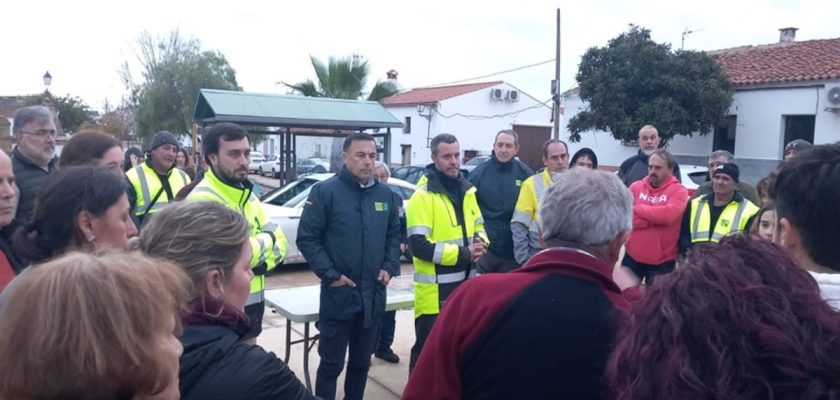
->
xmin=285 ymin=55 xmax=399 ymax=101
xmin=23 ymin=94 xmax=92 ymax=133
xmin=568 ymin=25 xmax=733 ymax=144
xmin=130 ymin=31 xmax=239 ymax=141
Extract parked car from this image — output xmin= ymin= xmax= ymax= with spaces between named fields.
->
xmin=258 ymin=156 xmax=330 ymax=179
xmin=391 ymin=165 xmax=426 ymax=184
xmin=257 ymin=154 xmax=282 ymax=178
xmin=262 ymin=173 xmax=416 ymax=265
xmin=392 ymin=164 xmax=472 ymax=183
xmin=680 ymin=164 xmax=708 ymax=196
xmin=461 ymin=155 xmax=490 ymax=174
xmin=248 ymin=151 xmax=265 ymax=173
xmin=296 ymin=158 xmax=330 ymax=176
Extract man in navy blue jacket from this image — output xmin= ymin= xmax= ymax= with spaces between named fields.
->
xmin=297 ymin=133 xmax=402 ymax=400
xmin=468 ymin=130 xmax=533 ymax=273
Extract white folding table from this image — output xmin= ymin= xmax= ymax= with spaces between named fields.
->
xmin=264 ymin=275 xmax=414 ymax=391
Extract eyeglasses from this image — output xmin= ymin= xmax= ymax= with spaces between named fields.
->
xmin=20 ymin=129 xmax=57 ymax=138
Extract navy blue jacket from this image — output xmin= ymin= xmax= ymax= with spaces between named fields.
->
xmin=297 ymin=167 xmax=401 ymax=327
xmin=468 ymin=154 xmax=533 ymax=259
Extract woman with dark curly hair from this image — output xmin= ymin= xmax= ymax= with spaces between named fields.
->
xmin=605 ymin=235 xmax=840 ymax=399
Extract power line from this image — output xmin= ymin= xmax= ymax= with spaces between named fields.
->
xmin=420 ymin=59 xmax=555 ymax=88
xmin=433 ymin=98 xmax=553 ymax=120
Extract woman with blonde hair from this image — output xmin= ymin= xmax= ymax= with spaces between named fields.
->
xmin=136 ymin=201 xmax=313 ymax=400
xmin=0 ymin=251 xmax=189 ymax=400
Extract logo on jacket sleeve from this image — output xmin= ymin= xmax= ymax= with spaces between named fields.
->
xmin=515 ymin=179 xmax=522 ymax=187
xmin=374 ymin=202 xmax=389 ymax=212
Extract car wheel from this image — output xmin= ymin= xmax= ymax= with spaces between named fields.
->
xmin=311 ymin=165 xmax=326 ymax=173
xmin=258 ymin=166 xmax=264 ymax=176
xmin=272 ymin=168 xmax=278 ymax=179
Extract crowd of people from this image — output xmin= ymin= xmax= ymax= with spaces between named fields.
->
xmin=1 ymin=103 xmax=839 ymax=399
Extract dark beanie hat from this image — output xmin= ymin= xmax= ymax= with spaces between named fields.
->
xmin=713 ymin=163 xmax=740 ymax=183
xmin=149 ymin=131 xmax=178 ymax=151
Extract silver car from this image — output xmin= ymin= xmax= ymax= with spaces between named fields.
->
xmin=262 ymin=173 xmax=415 ymax=265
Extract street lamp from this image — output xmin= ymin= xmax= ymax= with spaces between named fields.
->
xmin=43 ymin=71 xmax=52 ymax=92
xmin=41 ymin=71 xmax=53 ymax=106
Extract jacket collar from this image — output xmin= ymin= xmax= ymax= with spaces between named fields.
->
xmin=12 ymin=146 xmax=57 ymax=172
xmin=338 ymin=165 xmax=375 ymax=189
xmin=701 ymin=190 xmax=744 ymax=204
xmin=423 ymin=163 xmax=473 ymax=194
xmin=519 ymin=247 xmax=623 ymax=295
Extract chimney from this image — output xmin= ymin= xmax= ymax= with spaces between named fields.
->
xmin=386 ymin=69 xmax=398 ymax=81
xmin=779 ymin=27 xmax=798 ymax=43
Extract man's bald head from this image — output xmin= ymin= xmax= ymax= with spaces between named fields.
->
xmin=638 ymin=125 xmax=661 ymax=156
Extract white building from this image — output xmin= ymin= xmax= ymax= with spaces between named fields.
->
xmin=562 ymin=29 xmax=840 ymax=184
xmin=381 ymin=81 xmax=553 ymax=170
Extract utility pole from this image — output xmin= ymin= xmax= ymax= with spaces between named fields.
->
xmin=553 ymin=8 xmax=561 ymax=139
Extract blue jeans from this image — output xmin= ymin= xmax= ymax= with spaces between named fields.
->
xmin=376 ymin=310 xmax=396 ymax=353
xmin=315 ymin=313 xmax=380 ymax=400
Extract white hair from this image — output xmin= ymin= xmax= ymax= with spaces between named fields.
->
xmin=374 ymin=161 xmax=390 ymax=178
xmin=538 ymin=168 xmax=632 ymax=246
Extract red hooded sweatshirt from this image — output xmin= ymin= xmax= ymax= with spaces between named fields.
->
xmin=626 ymin=175 xmax=688 ymax=265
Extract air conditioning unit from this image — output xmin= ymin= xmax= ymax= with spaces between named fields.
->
xmin=505 ymin=90 xmax=520 ymax=102
xmin=826 ymin=85 xmax=840 ymax=111
xmin=489 ymin=88 xmax=504 ymax=101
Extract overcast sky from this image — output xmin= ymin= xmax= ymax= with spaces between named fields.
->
xmin=2 ymin=0 xmax=838 ymax=112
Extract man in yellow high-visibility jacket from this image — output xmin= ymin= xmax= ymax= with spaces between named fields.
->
xmin=406 ymin=133 xmax=488 ymax=373
xmin=511 ymin=139 xmax=569 ymax=265
xmin=678 ymin=163 xmax=759 ymax=255
xmin=186 ymin=123 xmax=286 ymax=341
xmin=126 ymin=131 xmax=190 ymax=225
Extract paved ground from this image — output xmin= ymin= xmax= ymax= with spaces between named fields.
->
xmin=249 ymin=173 xmax=632 ymax=398
xmin=259 ymin=263 xmax=416 ymax=400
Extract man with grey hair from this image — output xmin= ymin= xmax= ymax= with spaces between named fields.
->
xmin=404 ymin=168 xmax=634 ymax=399
xmin=618 ymin=124 xmax=681 ymax=187
xmin=371 ymin=160 xmax=403 ymax=364
xmin=690 ymin=150 xmax=760 ymax=205
xmin=11 ymin=105 xmax=58 ymax=226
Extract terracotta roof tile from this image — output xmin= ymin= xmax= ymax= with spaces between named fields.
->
xmin=381 ymin=81 xmax=503 ymax=106
xmin=710 ymin=38 xmax=840 ymax=86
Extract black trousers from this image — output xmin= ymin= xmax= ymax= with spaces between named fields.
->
xmin=409 ymin=314 xmax=438 ymax=373
xmin=315 ymin=313 xmax=380 ymax=400
xmin=243 ymin=301 xmax=264 ymax=339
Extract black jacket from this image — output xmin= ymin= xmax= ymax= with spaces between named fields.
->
xmin=618 ymin=151 xmax=681 ymax=187
xmin=11 ymin=147 xmax=57 ymax=226
xmin=0 ymin=224 xmax=26 ymax=275
xmin=179 ymin=324 xmax=314 ymax=400
xmin=468 ymin=154 xmax=533 ymax=259
xmin=297 ymin=166 xmax=401 ymax=327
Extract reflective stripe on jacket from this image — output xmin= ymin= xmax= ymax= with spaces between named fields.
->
xmin=689 ymin=196 xmax=759 ymax=243
xmin=126 ymin=163 xmax=189 ymax=217
xmin=511 ymin=169 xmax=553 ymax=264
xmin=186 ymin=168 xmax=287 ymax=304
xmin=407 ymin=171 xmax=487 ymax=318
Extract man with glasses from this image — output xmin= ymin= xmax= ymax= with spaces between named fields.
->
xmin=11 ymin=105 xmax=58 ymax=226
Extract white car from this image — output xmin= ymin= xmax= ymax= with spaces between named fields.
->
xmin=262 ymin=173 xmax=415 ymax=265
xmin=248 ymin=151 xmax=265 ymax=173
xmin=257 ymin=154 xmax=282 ymax=178
xmin=680 ymin=164 xmax=708 ymax=194
xmin=258 ymin=156 xmax=331 ymax=179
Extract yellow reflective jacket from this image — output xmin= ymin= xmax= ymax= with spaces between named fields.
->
xmin=186 ymin=168 xmax=287 ymax=305
xmin=406 ymin=170 xmax=487 ymax=318
xmin=510 ymin=168 xmax=553 ymax=264
xmin=126 ymin=163 xmax=189 ymax=221
xmin=688 ymin=195 xmax=759 ymax=244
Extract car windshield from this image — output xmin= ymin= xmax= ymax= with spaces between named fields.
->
xmin=465 ymin=156 xmax=487 ymax=166
xmin=263 ymin=178 xmax=319 ymax=207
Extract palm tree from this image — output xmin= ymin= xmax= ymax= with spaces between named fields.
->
xmin=284 ymin=55 xmax=399 ymax=102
